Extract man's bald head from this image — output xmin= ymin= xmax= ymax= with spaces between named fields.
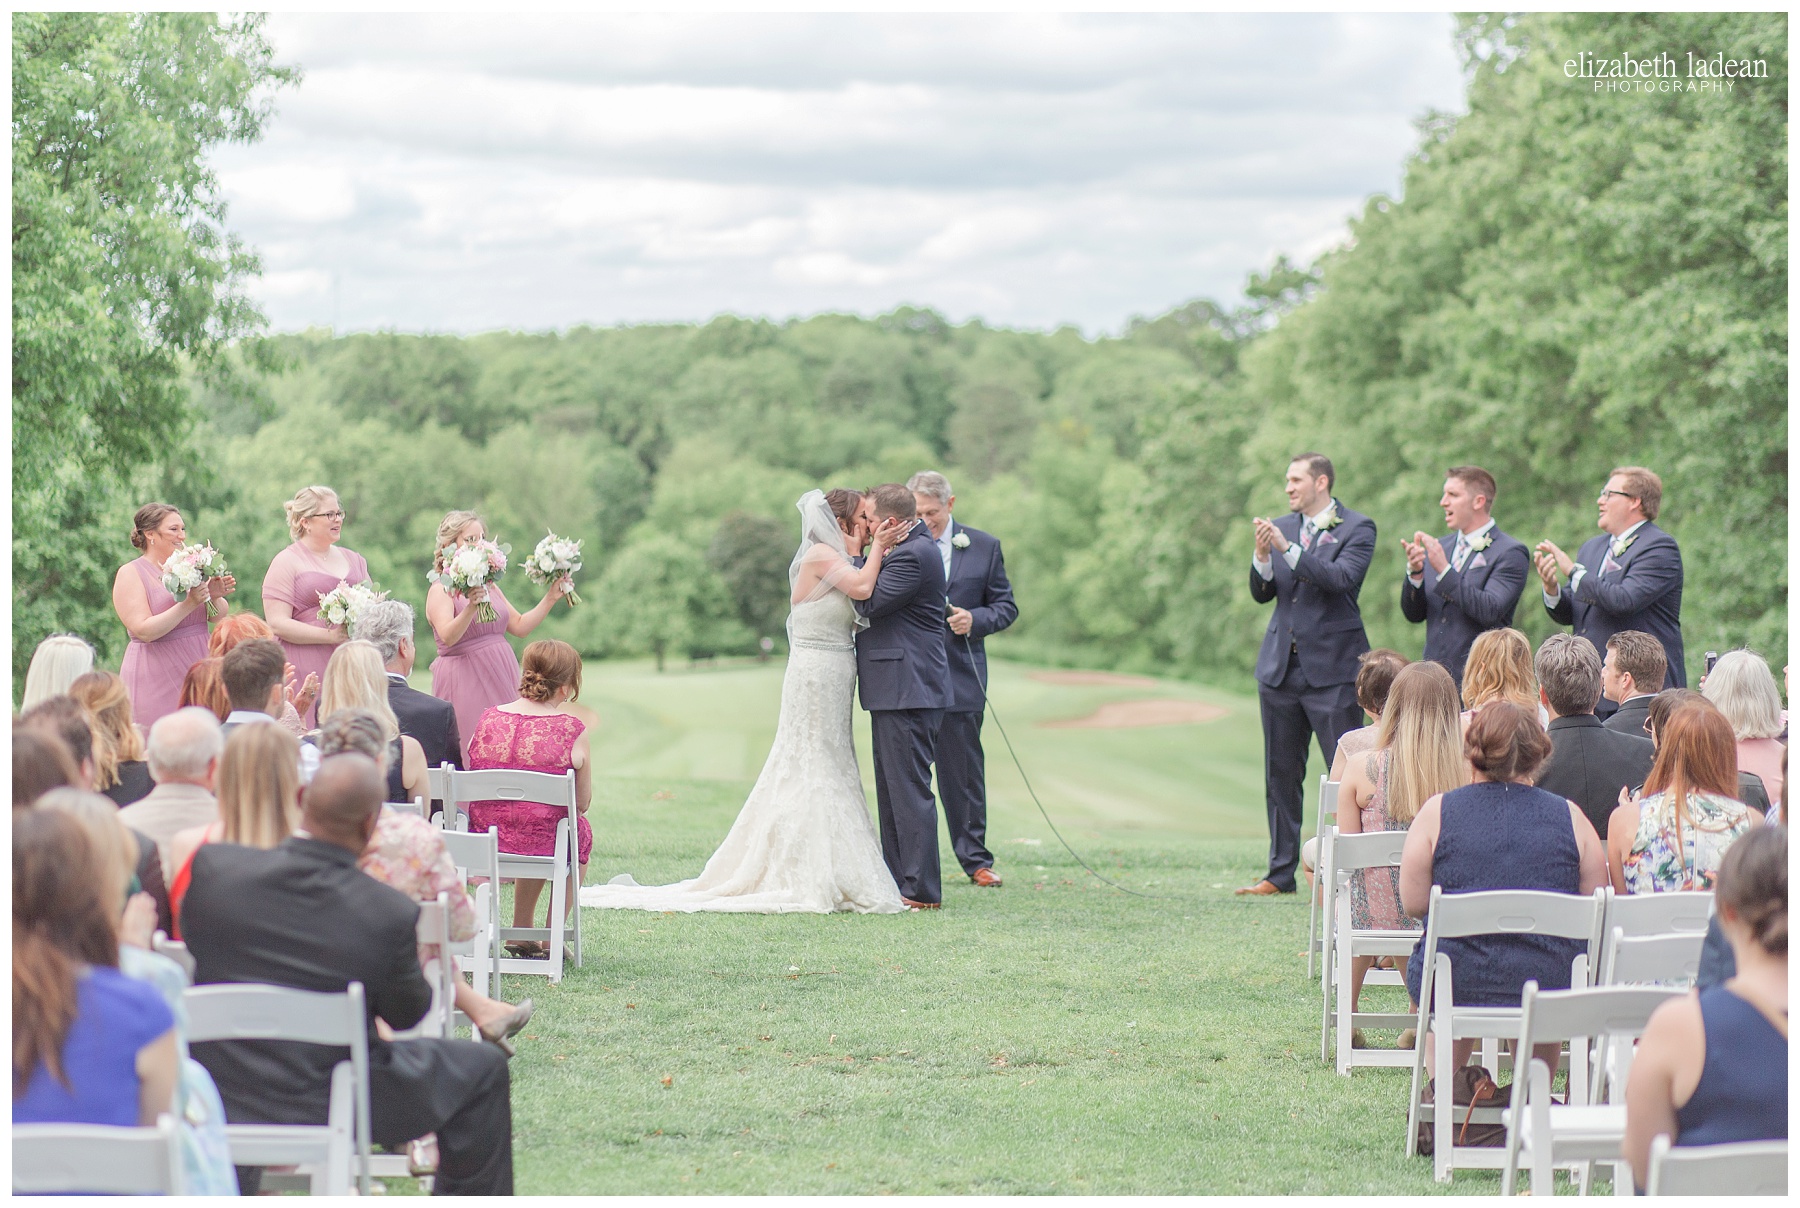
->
xmin=301 ymin=753 xmax=385 ymax=851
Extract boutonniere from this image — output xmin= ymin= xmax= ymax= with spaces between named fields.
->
xmin=951 ymin=531 xmax=971 ymax=550
xmin=1610 ymin=534 xmax=1637 ymax=558
xmin=1467 ymin=533 xmax=1494 ymax=553
xmin=1316 ymin=505 xmax=1343 ymax=532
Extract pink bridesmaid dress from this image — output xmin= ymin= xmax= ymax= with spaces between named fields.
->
xmin=261 ymin=541 xmax=371 ymax=728
xmin=430 ymin=585 xmax=523 ymax=765
xmin=119 ymin=557 xmax=210 ymax=729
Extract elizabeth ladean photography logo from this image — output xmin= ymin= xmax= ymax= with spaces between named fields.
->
xmin=1567 ymin=50 xmax=1768 ymax=93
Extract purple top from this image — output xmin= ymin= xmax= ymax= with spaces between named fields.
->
xmin=14 ymin=965 xmax=174 ymax=1125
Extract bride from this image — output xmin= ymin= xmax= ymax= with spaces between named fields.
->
xmin=580 ymin=489 xmax=909 ymax=914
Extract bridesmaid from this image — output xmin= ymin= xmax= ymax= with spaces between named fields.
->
xmin=425 ymin=510 xmax=568 ymax=762
xmin=262 ymin=485 xmax=369 ymax=728
xmin=112 ymin=503 xmax=235 ymax=729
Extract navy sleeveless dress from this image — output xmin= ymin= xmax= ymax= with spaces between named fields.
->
xmin=1405 ymin=781 xmax=1587 ymax=1006
xmin=1676 ymin=986 xmax=1787 ymax=1146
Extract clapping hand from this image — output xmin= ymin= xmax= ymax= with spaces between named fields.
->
xmin=286 ymin=664 xmax=319 ymax=717
xmin=1252 ymin=517 xmax=1288 ymax=556
xmin=1535 ymin=540 xmax=1575 ymax=577
xmin=1402 ymin=536 xmax=1426 ymax=576
xmin=206 ymin=574 xmax=236 ymax=601
xmin=120 ymin=892 xmax=157 ymax=950
xmin=1413 ymin=531 xmax=1449 ymax=574
xmin=1532 ymin=549 xmax=1561 ymax=594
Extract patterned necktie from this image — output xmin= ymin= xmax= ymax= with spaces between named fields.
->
xmin=1452 ymin=536 xmax=1469 ymax=572
xmin=1300 ymin=522 xmax=1315 ymax=551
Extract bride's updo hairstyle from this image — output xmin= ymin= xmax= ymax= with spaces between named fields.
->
xmin=433 ymin=509 xmax=484 ymax=574
xmin=130 ymin=502 xmax=180 ymax=551
xmin=519 ymin=639 xmax=582 ymax=705
xmin=285 ymin=485 xmax=341 ymax=541
xmin=824 ymin=489 xmax=862 ymax=534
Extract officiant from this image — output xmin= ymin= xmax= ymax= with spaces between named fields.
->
xmin=909 ymin=472 xmax=1018 ymax=888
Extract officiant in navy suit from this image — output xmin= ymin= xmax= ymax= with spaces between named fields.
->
xmin=855 ymin=483 xmax=951 ymax=910
xmin=1399 ymin=465 xmax=1529 ymax=688
xmin=1241 ymin=453 xmax=1376 ymax=897
xmin=909 ymin=471 xmax=1017 ymax=889
xmin=1534 ymin=466 xmax=1686 ymax=702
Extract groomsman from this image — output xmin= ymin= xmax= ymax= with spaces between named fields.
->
xmin=1535 ymin=466 xmax=1686 ymax=701
xmin=1241 ymin=453 xmax=1375 ymax=896
xmin=908 ymin=472 xmax=1018 ymax=888
xmin=1399 ymin=466 xmax=1529 ymax=688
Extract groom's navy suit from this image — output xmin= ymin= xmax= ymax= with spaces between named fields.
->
xmin=856 ymin=523 xmax=951 ymax=904
xmin=1249 ymin=501 xmax=1375 ymax=892
xmin=1398 ymin=526 xmax=1530 ymax=688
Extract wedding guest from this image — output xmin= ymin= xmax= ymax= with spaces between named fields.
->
xmin=1624 ymin=824 xmax=1786 ymax=1192
xmin=178 ymin=657 xmax=231 ymax=723
xmin=220 ymin=638 xmax=320 ymax=783
xmin=1533 ymin=634 xmax=1656 ymax=840
xmin=1400 ymin=465 xmax=1529 ymax=688
xmin=209 ymin=611 xmax=313 ymax=735
xmin=1242 ymin=453 xmax=1376 ymax=896
xmin=1610 ymin=701 xmax=1759 ymax=894
xmin=1536 ymin=466 xmax=1685 ymax=703
xmin=38 ymin=782 xmax=174 ymax=941
xmin=426 ymin=510 xmax=568 ymax=763
xmin=353 ymin=599 xmax=464 ymax=783
xmin=119 ymin=707 xmax=223 ymax=882
xmin=466 ymin=640 xmax=593 ymax=947
xmin=112 ymin=503 xmax=234 ymax=728
xmin=1602 ymin=630 xmax=1667 ymax=737
xmin=12 ymin=807 xmax=179 ymax=1130
xmin=70 ymin=670 xmax=154 ymax=807
xmin=1301 ymin=648 xmax=1409 ymax=890
xmin=21 ymin=633 xmax=95 ymax=710
xmin=14 ymin=722 xmax=79 ymax=805
xmin=317 ymin=640 xmax=427 ymax=805
xmin=1703 ymin=649 xmax=1786 ymax=806
xmin=18 ymin=694 xmax=101 ymax=789
xmin=262 ymin=485 xmax=368 ymax=727
xmin=1458 ymin=628 xmax=1540 ymax=728
xmin=165 ymin=722 xmax=300 ymax=937
xmin=1646 ymin=690 xmax=1772 ymax=815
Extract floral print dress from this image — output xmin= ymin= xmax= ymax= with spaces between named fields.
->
xmin=1621 ymin=790 xmax=1756 ymax=894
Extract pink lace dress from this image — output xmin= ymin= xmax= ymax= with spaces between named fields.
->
xmin=429 ymin=587 xmax=522 ymax=765
xmin=1350 ymin=750 xmax=1419 ymax=932
xmin=261 ymin=541 xmax=370 ymax=728
xmin=119 ymin=556 xmax=211 ymax=729
xmin=465 ymin=708 xmax=592 ymax=863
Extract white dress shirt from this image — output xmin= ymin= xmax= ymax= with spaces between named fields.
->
xmin=225 ymin=709 xmax=321 ymax=784
xmin=1254 ymin=500 xmax=1336 ymax=580
xmin=1544 ymin=519 xmax=1647 ymax=607
xmin=1409 ymin=518 xmax=1496 ymax=587
xmin=936 ymin=520 xmax=956 ymax=580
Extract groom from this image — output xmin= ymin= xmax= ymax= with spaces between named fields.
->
xmin=854 ymin=483 xmax=951 ymax=910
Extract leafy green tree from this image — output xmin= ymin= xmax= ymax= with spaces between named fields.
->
xmin=583 ymin=538 xmax=744 ymax=670
xmin=708 ymin=512 xmax=794 ymax=643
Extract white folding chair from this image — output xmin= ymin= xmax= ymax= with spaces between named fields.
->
xmin=151 ymin=929 xmax=195 ymax=981
xmin=1307 ymin=776 xmax=1340 ymax=978
xmin=390 ymin=798 xmax=424 ymax=818
xmin=444 ymin=767 xmax=583 ymax=983
xmin=185 ymin=981 xmax=372 ymax=1196
xmin=1316 ymin=822 xmax=1340 ymax=1060
xmin=1600 ymin=888 xmax=1713 ymax=940
xmin=1500 ymin=982 xmax=1682 ymax=1196
xmin=1601 ymin=927 xmax=1706 ymax=987
xmin=1326 ymin=830 xmax=1421 ymax=1074
xmin=439 ymin=826 xmax=504 ymax=1001
xmin=391 ymin=893 xmax=456 ymax=1040
xmin=1405 ymin=886 xmax=1605 ymax=1183
xmin=12 ymin=1114 xmax=183 ymax=1194
xmin=427 ymin=762 xmax=452 ymax=815
xmin=1647 ymin=1135 xmax=1787 ymax=1196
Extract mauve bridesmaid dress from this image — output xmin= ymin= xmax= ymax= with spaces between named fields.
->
xmin=262 ymin=541 xmax=370 ymax=728
xmin=119 ymin=557 xmax=210 ymax=729
xmin=430 ymin=585 xmax=522 ymax=765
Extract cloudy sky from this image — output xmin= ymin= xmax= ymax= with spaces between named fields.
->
xmin=215 ymin=13 xmax=1467 ymax=337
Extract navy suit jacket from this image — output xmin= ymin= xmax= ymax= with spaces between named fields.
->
xmin=940 ymin=521 xmax=1018 ymax=713
xmin=854 ymin=525 xmax=951 ymax=712
xmin=386 ymin=674 xmax=463 ymax=772
xmin=1544 ymin=523 xmax=1685 ymax=687
xmin=1399 ymin=526 xmax=1530 ymax=685
xmin=1249 ymin=502 xmax=1375 ymax=689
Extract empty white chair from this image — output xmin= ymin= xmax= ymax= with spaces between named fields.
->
xmin=427 ymin=762 xmax=451 ymax=807
xmin=439 ymin=825 xmax=503 ymax=1001
xmin=1308 ymin=776 xmax=1340 ymax=978
xmin=184 ymin=981 xmax=372 ymax=1195
xmin=151 ymin=929 xmax=195 ymax=981
xmin=1500 ymin=981 xmax=1682 ymax=1196
xmin=12 ymin=1114 xmax=183 ymax=1194
xmin=1601 ymin=927 xmax=1706 ymax=987
xmin=392 ymin=893 xmax=456 ymax=1040
xmin=1326 ymin=830 xmax=1421 ymax=1074
xmin=1646 ymin=1135 xmax=1787 ymax=1196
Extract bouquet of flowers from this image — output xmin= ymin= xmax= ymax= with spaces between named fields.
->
xmin=315 ymin=580 xmax=389 ymax=629
xmin=524 ymin=531 xmax=583 ymax=607
xmin=161 ymin=542 xmax=230 ymax=598
xmin=428 ymin=540 xmax=509 ymax=623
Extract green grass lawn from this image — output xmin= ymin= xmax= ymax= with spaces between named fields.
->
xmin=444 ymin=657 xmax=1510 ymax=1194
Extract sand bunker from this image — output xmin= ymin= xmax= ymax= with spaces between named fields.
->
xmin=1028 ymin=670 xmax=1159 ymax=688
xmin=1040 ymin=699 xmax=1228 ymax=729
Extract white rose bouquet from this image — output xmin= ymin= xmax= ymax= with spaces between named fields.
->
xmin=315 ymin=580 xmax=388 ymax=629
xmin=161 ymin=542 xmax=231 ymax=598
xmin=428 ymin=539 xmax=509 ymax=623
xmin=524 ymin=531 xmax=583 ymax=607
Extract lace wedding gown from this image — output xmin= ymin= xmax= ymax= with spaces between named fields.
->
xmin=579 ymin=589 xmax=904 ymax=914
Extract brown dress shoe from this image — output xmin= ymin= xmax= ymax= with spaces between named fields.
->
xmin=901 ymin=897 xmax=941 ymax=910
xmin=1233 ymin=879 xmax=1290 ymax=896
xmin=970 ymin=867 xmax=1003 ymax=887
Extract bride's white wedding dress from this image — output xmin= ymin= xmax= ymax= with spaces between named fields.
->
xmin=580 ymin=560 xmax=903 ymax=915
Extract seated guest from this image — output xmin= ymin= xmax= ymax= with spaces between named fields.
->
xmin=1602 ymin=630 xmax=1667 ymax=738
xmin=1648 ymin=689 xmax=1771 ymax=813
xmin=1534 ymin=633 xmax=1657 ymax=839
xmin=70 ymin=670 xmax=155 ymax=806
xmin=178 ymin=656 xmax=231 ymax=723
xmin=1611 ymin=700 xmax=1759 ymax=894
xmin=183 ymin=753 xmax=515 ymax=1195
xmin=221 ymin=637 xmax=320 ymax=782
xmin=209 ymin=611 xmax=313 ymax=735
xmin=1703 ymin=649 xmax=1786 ymax=807
xmin=466 ymin=639 xmax=593 ymax=951
xmin=317 ymin=710 xmax=534 ymax=1054
xmin=18 ymin=694 xmax=102 ymax=789
xmin=165 ymin=721 xmax=300 ymax=936
xmin=12 ymin=807 xmax=178 ymax=1129
xmin=119 ymin=706 xmax=223 ymax=882
xmin=1624 ymin=824 xmax=1786 ymax=1191
xmin=14 ymin=721 xmax=80 ymax=804
xmin=21 ymin=632 xmax=96 ymax=710
xmin=1458 ymin=627 xmax=1542 ymax=730
xmin=1301 ymin=649 xmax=1409 ymax=890
xmin=1400 ymin=703 xmax=1607 ymax=1071
xmin=353 ymin=599 xmax=465 ymax=781
xmin=318 ymin=639 xmax=428 ymax=805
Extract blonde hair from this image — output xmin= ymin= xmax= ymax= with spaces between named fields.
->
xmin=1376 ymin=661 xmax=1468 ymax=824
xmin=21 ymin=635 xmax=95 ymax=710
xmin=284 ymin=485 xmax=341 ymax=542
xmin=1461 ymin=628 xmax=1538 ymax=713
xmin=216 ymin=724 xmax=299 ymax=849
xmin=432 ymin=510 xmax=485 ymax=574
xmin=318 ymin=641 xmax=400 ymax=740
xmin=1702 ymin=649 xmax=1785 ymax=741
xmin=66 ymin=671 xmax=144 ymax=791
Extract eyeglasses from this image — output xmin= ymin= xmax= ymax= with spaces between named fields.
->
xmin=313 ymin=510 xmax=346 ymax=521
xmin=1597 ymin=490 xmax=1636 ymax=501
